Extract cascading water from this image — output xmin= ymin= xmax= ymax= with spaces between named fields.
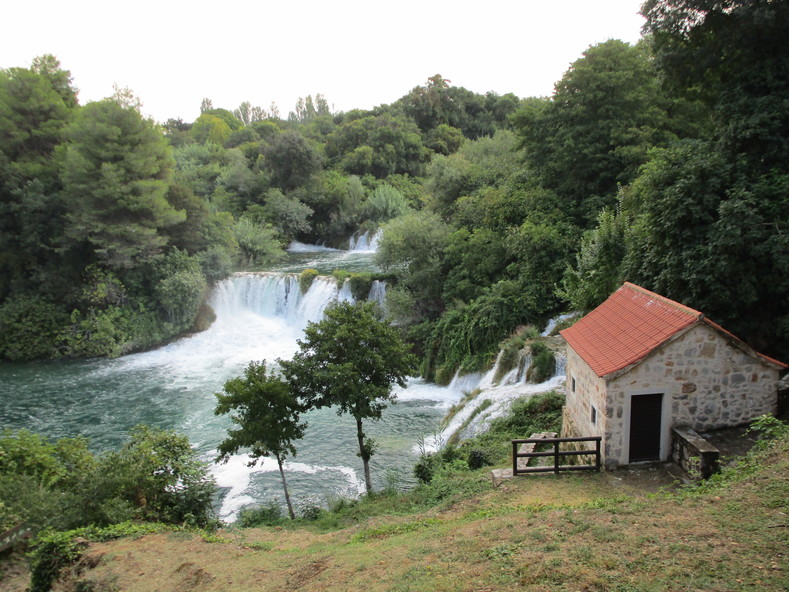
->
xmin=0 ymin=240 xmax=466 ymax=523
xmin=0 ymin=229 xmax=571 ymax=521
xmin=348 ymin=229 xmax=382 ymax=252
xmin=423 ymin=316 xmax=570 ymax=452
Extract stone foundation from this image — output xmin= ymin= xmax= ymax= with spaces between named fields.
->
xmin=671 ymin=426 xmax=720 ymax=479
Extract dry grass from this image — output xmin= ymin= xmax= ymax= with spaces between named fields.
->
xmin=2 ymin=444 xmax=786 ymax=592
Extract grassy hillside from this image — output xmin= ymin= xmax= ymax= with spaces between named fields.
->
xmin=3 ymin=431 xmax=786 ymax=592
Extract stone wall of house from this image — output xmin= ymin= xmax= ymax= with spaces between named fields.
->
xmin=562 ymin=347 xmax=607 ymax=444
xmin=604 ymin=323 xmax=779 ymax=467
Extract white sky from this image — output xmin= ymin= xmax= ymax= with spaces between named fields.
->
xmin=3 ymin=0 xmax=646 ymax=124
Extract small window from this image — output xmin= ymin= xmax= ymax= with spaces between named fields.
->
xmin=571 ymin=377 xmax=576 ymax=392
xmin=591 ymin=406 xmax=597 ymax=425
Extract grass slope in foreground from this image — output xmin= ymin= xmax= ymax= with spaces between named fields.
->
xmin=6 ymin=427 xmax=787 ymax=592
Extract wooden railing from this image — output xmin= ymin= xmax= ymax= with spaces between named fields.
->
xmin=512 ymin=436 xmax=602 ymax=475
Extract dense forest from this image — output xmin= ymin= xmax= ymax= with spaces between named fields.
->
xmin=1 ymin=0 xmax=787 ymax=375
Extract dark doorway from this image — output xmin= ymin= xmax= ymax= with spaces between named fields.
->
xmin=629 ymin=393 xmax=663 ymax=462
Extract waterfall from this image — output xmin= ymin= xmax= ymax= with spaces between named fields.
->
xmin=348 ymin=229 xmax=382 ymax=252
xmin=211 ymin=272 xmax=384 ymax=330
xmin=425 ymin=348 xmax=567 ymax=451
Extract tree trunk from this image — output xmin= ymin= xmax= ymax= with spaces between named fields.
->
xmin=356 ymin=416 xmax=373 ymax=493
xmin=277 ymin=454 xmax=295 ymax=520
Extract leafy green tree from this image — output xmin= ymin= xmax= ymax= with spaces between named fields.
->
xmin=214 ymin=361 xmax=306 ymax=519
xmin=233 ymin=217 xmax=285 ymax=267
xmin=505 ymin=220 xmax=574 ymax=318
xmin=0 ymin=55 xmax=77 ymax=296
xmin=280 ymin=301 xmax=417 ymax=493
xmin=84 ymin=426 xmax=215 ymax=526
xmin=326 ymin=113 xmax=430 ymax=178
xmin=363 ymin=184 xmax=410 ymax=222
xmin=560 ymin=206 xmax=627 ymax=312
xmin=59 ymin=99 xmax=184 ymax=269
xmin=425 ymin=123 xmax=464 ymax=155
xmin=262 ymin=130 xmax=322 ymax=190
xmin=512 ymin=40 xmax=682 ymax=225
xmin=152 ymin=249 xmax=208 ymax=329
xmin=164 ymin=184 xmax=227 ymax=255
xmin=425 ymin=130 xmax=519 ymax=217
xmin=442 ymin=228 xmax=509 ymax=304
xmin=631 ymin=0 xmax=789 ymax=358
xmin=233 ymin=101 xmax=267 ymax=126
xmin=257 ymin=188 xmax=313 ymax=237
xmin=0 ymin=295 xmax=68 ymax=360
xmin=202 ymin=108 xmax=243 ymax=131
xmin=190 ymin=113 xmax=232 ymax=145
xmin=376 ymin=211 xmax=452 ymax=321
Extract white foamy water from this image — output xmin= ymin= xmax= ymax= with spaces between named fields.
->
xmin=348 ymin=229 xmax=382 ymax=252
xmin=419 ymin=350 xmax=567 ymax=453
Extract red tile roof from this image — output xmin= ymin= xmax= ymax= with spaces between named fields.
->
xmin=561 ymin=283 xmax=703 ymax=378
xmin=561 ymin=283 xmax=787 ymax=377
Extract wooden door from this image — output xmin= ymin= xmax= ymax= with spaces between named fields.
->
xmin=628 ymin=393 xmax=663 ymax=462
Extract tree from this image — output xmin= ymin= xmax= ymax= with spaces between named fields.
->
xmin=214 ymin=361 xmax=306 ymax=519
xmin=87 ymin=425 xmax=216 ymax=526
xmin=233 ymin=217 xmax=285 ymax=266
xmin=363 ymin=184 xmax=410 ymax=222
xmin=636 ymin=0 xmax=789 ymax=358
xmin=59 ymin=99 xmax=183 ymax=269
xmin=512 ymin=40 xmax=683 ymax=225
xmin=376 ymin=211 xmax=452 ymax=321
xmin=190 ymin=113 xmax=232 ymax=145
xmin=0 ymin=55 xmax=77 ymax=296
xmin=258 ymin=188 xmax=313 ymax=237
xmin=262 ymin=130 xmax=322 ymax=190
xmin=280 ymin=301 xmax=417 ymax=493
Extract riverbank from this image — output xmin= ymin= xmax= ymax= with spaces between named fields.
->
xmin=4 ymin=431 xmax=785 ymax=592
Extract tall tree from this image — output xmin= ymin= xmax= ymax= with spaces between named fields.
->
xmin=512 ymin=40 xmax=684 ymax=225
xmin=280 ymin=302 xmax=417 ymax=493
xmin=0 ymin=55 xmax=77 ymax=295
xmin=262 ymin=130 xmax=322 ymax=190
xmin=59 ymin=99 xmax=183 ymax=269
xmin=635 ymin=0 xmax=789 ymax=357
xmin=214 ymin=361 xmax=306 ymax=520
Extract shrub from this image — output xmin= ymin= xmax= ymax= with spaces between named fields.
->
xmin=526 ymin=341 xmax=556 ymax=383
xmin=467 ymin=448 xmax=494 ymax=470
xmin=299 ymin=268 xmax=319 ymax=293
xmin=0 ymin=295 xmax=68 ymax=361
xmin=198 ymin=246 xmax=234 ymax=284
xmin=237 ymin=503 xmax=283 ymax=527
xmin=348 ymin=273 xmax=373 ymax=300
xmin=413 ymin=453 xmax=438 ymax=484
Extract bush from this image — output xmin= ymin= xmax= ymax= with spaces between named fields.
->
xmin=60 ymin=307 xmax=131 ymax=358
xmin=299 ymin=268 xmax=319 ymax=293
xmin=364 ymin=184 xmax=410 ymax=222
xmin=467 ymin=448 xmax=493 ymax=470
xmin=237 ymin=503 xmax=283 ymax=527
xmin=87 ymin=426 xmax=216 ymax=527
xmin=526 ymin=341 xmax=557 ymax=383
xmin=198 ymin=246 xmax=234 ymax=284
xmin=348 ymin=273 xmax=373 ymax=300
xmin=413 ymin=453 xmax=438 ymax=484
xmin=0 ymin=295 xmax=69 ymax=361
xmin=489 ymin=391 xmax=564 ymax=436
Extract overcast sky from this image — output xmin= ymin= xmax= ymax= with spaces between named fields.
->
xmin=3 ymin=0 xmax=646 ymax=123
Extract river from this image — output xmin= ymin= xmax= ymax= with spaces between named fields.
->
xmin=0 ymin=238 xmax=462 ymax=521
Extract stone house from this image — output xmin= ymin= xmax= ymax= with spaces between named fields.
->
xmin=560 ymin=282 xmax=786 ymax=469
